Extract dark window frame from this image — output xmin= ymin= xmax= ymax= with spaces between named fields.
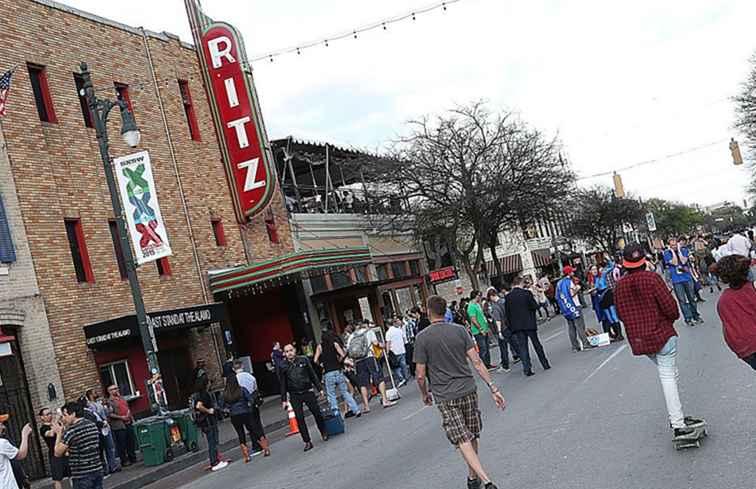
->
xmin=64 ymin=218 xmax=94 ymax=283
xmin=108 ymin=220 xmax=128 ymax=280
xmin=211 ymin=218 xmax=226 ymax=247
xmin=114 ymin=82 xmax=133 ymax=114
xmin=178 ymin=80 xmax=201 ymax=141
xmin=156 ymin=257 xmax=172 ymax=278
xmin=73 ymin=72 xmax=93 ymax=128
xmin=27 ymin=63 xmax=57 ymax=123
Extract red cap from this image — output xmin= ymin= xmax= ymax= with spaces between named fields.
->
xmin=563 ymin=266 xmax=574 ymax=276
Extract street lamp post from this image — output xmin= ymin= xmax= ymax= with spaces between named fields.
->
xmin=79 ymin=62 xmax=161 ymax=403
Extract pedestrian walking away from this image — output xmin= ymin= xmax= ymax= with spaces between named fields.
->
xmin=614 ymin=243 xmax=704 ymax=444
xmin=467 ymin=290 xmax=496 ymax=370
xmin=386 ymin=317 xmax=411 ymax=386
xmin=346 ymin=322 xmax=398 ymax=411
xmin=53 ymin=401 xmax=105 ymax=489
xmin=0 ymin=415 xmax=32 ymax=489
xmin=486 ymin=288 xmax=519 ymax=372
xmin=280 ymin=344 xmax=328 ymax=451
xmin=313 ymin=325 xmax=362 ymax=418
xmin=106 ymin=384 xmax=137 ymax=467
xmin=233 ymin=360 xmax=270 ymax=456
xmin=193 ymin=376 xmax=228 ymax=472
xmin=39 ymin=408 xmax=71 ymax=489
xmin=414 ymin=295 xmax=506 ymax=489
xmin=505 ymin=277 xmax=551 ymax=376
xmin=556 ymin=266 xmax=593 ymax=352
xmin=713 ymin=255 xmax=756 ymax=370
xmin=223 ymin=369 xmax=269 ymax=463
xmin=663 ymin=237 xmax=703 ymax=325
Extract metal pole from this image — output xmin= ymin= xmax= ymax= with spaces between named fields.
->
xmin=80 ymin=63 xmax=161 ymax=403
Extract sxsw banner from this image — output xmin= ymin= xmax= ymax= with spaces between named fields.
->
xmin=114 ymin=151 xmax=172 ymax=264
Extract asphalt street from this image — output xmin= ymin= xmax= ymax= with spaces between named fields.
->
xmin=154 ymin=288 xmax=756 ymax=489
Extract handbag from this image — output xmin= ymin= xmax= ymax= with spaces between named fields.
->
xmin=388 ymin=350 xmax=400 ymax=369
xmin=250 ymin=390 xmax=264 ymax=408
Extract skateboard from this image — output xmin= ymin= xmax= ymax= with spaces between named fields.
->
xmin=674 ymin=423 xmax=707 ymax=450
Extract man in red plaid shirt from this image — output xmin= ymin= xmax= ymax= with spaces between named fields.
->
xmin=614 ymin=243 xmax=704 ymax=442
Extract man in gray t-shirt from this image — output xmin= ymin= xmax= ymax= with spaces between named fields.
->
xmin=414 ymin=295 xmax=506 ymax=489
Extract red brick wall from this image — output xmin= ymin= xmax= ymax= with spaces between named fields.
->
xmin=0 ymin=0 xmax=293 ymax=400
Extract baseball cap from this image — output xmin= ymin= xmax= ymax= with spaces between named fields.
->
xmin=0 ymin=414 xmax=9 ymax=423
xmin=623 ymin=242 xmax=647 ymax=269
xmin=563 ymin=266 xmax=574 ymax=276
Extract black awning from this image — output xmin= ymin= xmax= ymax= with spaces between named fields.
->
xmin=84 ymin=303 xmax=227 ymax=348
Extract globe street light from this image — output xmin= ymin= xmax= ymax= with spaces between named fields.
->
xmin=78 ymin=62 xmax=161 ymax=412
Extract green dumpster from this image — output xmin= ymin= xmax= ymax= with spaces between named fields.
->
xmin=135 ymin=417 xmax=168 ymax=467
xmin=169 ymin=409 xmax=199 ymax=453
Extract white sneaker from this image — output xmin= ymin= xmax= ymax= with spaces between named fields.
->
xmin=211 ymin=460 xmax=228 ymax=472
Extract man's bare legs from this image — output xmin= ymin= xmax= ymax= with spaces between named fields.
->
xmin=360 ymin=381 xmax=391 ymax=410
xmin=359 ymin=386 xmax=370 ymax=411
xmin=459 ymin=439 xmax=491 ymax=484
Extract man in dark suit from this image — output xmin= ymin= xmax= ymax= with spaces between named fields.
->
xmin=505 ymin=276 xmax=551 ymax=376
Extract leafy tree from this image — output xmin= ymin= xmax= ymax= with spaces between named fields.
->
xmin=644 ymin=198 xmax=704 ymax=238
xmin=563 ymin=186 xmax=644 ymax=254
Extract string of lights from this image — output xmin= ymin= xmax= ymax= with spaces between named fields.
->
xmin=245 ymin=0 xmax=462 ymax=64
xmin=576 ymin=139 xmax=728 ymax=181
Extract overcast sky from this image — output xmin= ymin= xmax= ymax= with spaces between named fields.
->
xmin=63 ymin=0 xmax=756 ymax=207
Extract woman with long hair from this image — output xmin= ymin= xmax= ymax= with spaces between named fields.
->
xmin=714 ymin=255 xmax=756 ymax=369
xmin=223 ymin=372 xmax=268 ymax=462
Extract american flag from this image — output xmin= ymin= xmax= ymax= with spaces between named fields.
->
xmin=0 ymin=70 xmax=12 ymax=118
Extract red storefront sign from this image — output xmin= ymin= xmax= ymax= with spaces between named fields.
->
xmin=197 ymin=22 xmax=275 ymax=222
xmin=429 ymin=266 xmax=457 ymax=283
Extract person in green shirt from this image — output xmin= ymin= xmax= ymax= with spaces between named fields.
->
xmin=467 ymin=290 xmax=495 ymax=370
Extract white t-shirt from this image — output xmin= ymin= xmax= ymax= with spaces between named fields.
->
xmin=236 ymin=371 xmax=257 ymax=394
xmin=726 ymin=234 xmax=752 ymax=258
xmin=385 ymin=326 xmax=406 ymax=355
xmin=0 ymin=438 xmax=19 ymax=489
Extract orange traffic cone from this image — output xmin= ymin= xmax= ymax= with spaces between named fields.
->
xmin=286 ymin=402 xmax=300 ymax=437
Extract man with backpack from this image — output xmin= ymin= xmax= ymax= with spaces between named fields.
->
xmin=346 ymin=321 xmax=398 ymax=413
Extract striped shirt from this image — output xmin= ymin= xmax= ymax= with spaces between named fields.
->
xmin=62 ymin=418 xmax=102 ymax=477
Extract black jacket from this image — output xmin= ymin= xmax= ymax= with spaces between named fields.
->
xmin=280 ymin=355 xmax=321 ymax=401
xmin=505 ymin=287 xmax=539 ymax=332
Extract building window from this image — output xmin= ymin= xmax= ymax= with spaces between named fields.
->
xmin=211 ymin=219 xmax=226 ymax=246
xmin=114 ymin=82 xmax=133 ymax=113
xmin=391 ymin=261 xmax=406 ymax=279
xmin=310 ymin=274 xmax=327 ymax=293
xmin=178 ymin=80 xmax=200 ymax=141
xmin=156 ymin=257 xmax=172 ymax=278
xmin=331 ymin=270 xmax=351 ymax=289
xmin=72 ymin=73 xmax=93 ymax=128
xmin=409 ymin=260 xmax=420 ymax=276
xmin=99 ymin=360 xmax=134 ymax=397
xmin=27 ymin=63 xmax=57 ymax=123
xmin=0 ymin=194 xmax=16 ymax=264
xmin=108 ymin=221 xmax=128 ymax=280
xmin=376 ymin=264 xmax=388 ymax=282
xmin=64 ymin=219 xmax=94 ymax=283
xmin=354 ymin=266 xmax=367 ymax=284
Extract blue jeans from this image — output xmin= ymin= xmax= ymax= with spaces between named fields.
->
xmin=672 ymin=280 xmax=699 ymax=322
xmin=646 ymin=336 xmax=684 ymax=429
xmin=72 ymin=471 xmax=103 ymax=489
xmin=103 ymin=431 xmax=119 ymax=473
xmin=324 ymin=370 xmax=361 ymax=416
xmin=475 ymin=333 xmax=492 ymax=367
xmin=203 ymin=422 xmax=219 ymax=466
xmin=392 ymin=353 xmax=410 ymax=383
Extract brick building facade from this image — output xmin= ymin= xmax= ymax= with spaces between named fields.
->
xmin=0 ymin=0 xmax=295 ymax=443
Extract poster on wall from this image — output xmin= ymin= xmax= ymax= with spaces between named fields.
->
xmin=358 ymin=297 xmax=373 ymax=323
xmin=114 ymin=151 xmax=172 ymax=264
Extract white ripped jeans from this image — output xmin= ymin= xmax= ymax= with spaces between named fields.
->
xmin=646 ymin=336 xmax=685 ymax=429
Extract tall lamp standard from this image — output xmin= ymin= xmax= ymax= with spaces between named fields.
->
xmin=79 ymin=62 xmax=161 ymax=407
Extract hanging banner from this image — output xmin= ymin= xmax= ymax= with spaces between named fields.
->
xmin=114 ymin=151 xmax=172 ymax=264
xmin=185 ymin=0 xmax=276 ymax=223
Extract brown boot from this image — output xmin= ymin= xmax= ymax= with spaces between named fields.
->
xmin=240 ymin=443 xmax=250 ymax=463
xmin=259 ymin=437 xmax=271 ymax=457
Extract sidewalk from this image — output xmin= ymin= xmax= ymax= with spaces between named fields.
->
xmin=31 ymin=396 xmax=296 ymax=489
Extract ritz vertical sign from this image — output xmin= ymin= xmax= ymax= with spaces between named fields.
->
xmin=186 ymin=1 xmax=275 ymax=222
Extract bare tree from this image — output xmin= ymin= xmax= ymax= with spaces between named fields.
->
xmin=563 ymin=186 xmax=644 ymax=254
xmin=734 ymin=53 xmax=756 ymax=197
xmin=366 ymin=102 xmax=574 ymax=289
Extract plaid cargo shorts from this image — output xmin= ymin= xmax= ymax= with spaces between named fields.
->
xmin=437 ymin=391 xmax=482 ymax=446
